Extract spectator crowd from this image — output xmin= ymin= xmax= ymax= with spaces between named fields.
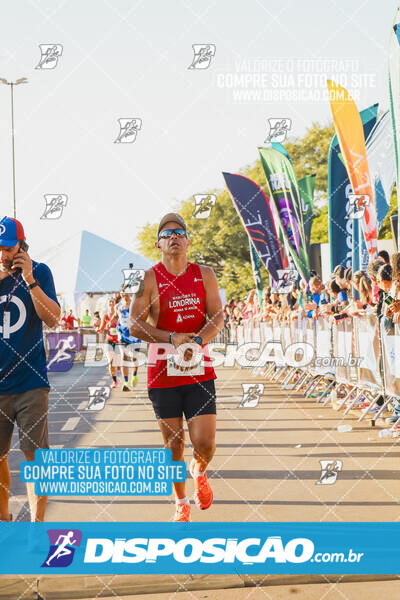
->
xmin=222 ymin=250 xmax=400 ymax=331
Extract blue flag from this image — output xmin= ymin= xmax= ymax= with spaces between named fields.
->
xmin=223 ymin=172 xmax=284 ymax=283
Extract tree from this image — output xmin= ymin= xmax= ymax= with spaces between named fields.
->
xmin=137 ymin=120 xmax=396 ymax=298
xmin=137 ymin=190 xmax=270 ymax=300
xmin=285 ymin=122 xmax=335 ymax=204
xmin=378 ymin=187 xmax=397 ymax=240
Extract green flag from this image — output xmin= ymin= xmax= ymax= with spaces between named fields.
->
xmin=298 ymin=174 xmax=316 ymax=255
xmin=258 ymin=147 xmax=310 ymax=281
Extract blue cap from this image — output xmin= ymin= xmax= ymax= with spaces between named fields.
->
xmin=0 ymin=216 xmax=25 ymax=248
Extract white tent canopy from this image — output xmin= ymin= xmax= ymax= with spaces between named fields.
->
xmin=36 ymin=230 xmax=154 ymax=314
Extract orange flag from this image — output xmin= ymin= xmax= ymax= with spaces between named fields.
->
xmin=327 ymin=80 xmax=378 ymax=259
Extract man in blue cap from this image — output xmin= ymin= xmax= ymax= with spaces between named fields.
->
xmin=0 ymin=216 xmax=60 ymax=521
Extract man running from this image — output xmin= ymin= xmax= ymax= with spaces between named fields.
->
xmin=98 ymin=297 xmax=119 ymax=388
xmin=116 ymin=292 xmax=140 ymax=389
xmin=130 ymin=213 xmax=224 ymax=522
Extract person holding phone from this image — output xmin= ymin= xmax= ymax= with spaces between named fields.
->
xmin=0 ymin=216 xmax=60 ymax=522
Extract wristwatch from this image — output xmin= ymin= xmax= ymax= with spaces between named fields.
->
xmin=169 ymin=331 xmax=176 ymax=345
xmin=192 ymin=336 xmax=203 ymax=346
xmin=28 ymin=280 xmax=39 ymax=290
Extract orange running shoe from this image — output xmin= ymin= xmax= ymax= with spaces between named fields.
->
xmin=173 ymin=502 xmax=191 ymax=522
xmin=189 ymin=459 xmax=213 ymax=510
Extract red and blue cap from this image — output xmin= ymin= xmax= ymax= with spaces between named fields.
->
xmin=0 ymin=216 xmax=25 ymax=247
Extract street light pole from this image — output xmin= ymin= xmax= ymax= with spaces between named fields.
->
xmin=10 ymin=83 xmax=16 ymax=219
xmin=0 ymin=77 xmax=28 ymax=218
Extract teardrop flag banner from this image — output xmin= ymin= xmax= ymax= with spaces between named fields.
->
xmin=258 ymin=147 xmax=310 ymax=281
xmin=389 ymin=6 xmax=400 ymax=243
xmin=327 ymin=80 xmax=378 ymax=259
xmin=367 ymin=110 xmax=396 ymax=233
xmin=222 ymin=171 xmax=284 ymax=283
xmin=328 ymin=104 xmax=378 ymax=271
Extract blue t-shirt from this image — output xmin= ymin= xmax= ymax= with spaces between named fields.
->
xmin=0 ymin=261 xmax=59 ymax=394
xmin=337 ymin=290 xmax=348 ymax=303
xmin=117 ymin=303 xmax=140 ymax=344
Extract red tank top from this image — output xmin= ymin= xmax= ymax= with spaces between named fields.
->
xmin=147 ymin=262 xmax=216 ymax=388
xmin=104 ymin=313 xmax=118 ymax=343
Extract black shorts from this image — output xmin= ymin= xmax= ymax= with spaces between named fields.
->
xmin=148 ymin=379 xmax=217 ymax=420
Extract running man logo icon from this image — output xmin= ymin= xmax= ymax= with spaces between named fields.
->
xmin=35 ymin=44 xmax=63 ymax=69
xmin=41 ymin=529 xmax=82 ymax=568
xmin=264 ymin=118 xmax=291 ymax=144
xmin=188 ymin=44 xmax=216 ymax=69
xmin=47 ymin=336 xmax=76 ymax=372
xmin=192 ymin=194 xmax=216 ymax=219
xmin=87 ymin=386 xmax=111 ymax=411
xmin=41 ymin=194 xmax=68 ymax=220
xmin=114 ymin=118 xmax=142 ymax=143
xmin=346 ymin=194 xmax=370 ymax=220
xmin=239 ymin=383 xmax=264 ymax=408
xmin=316 ymin=460 xmax=342 ymax=485
xmin=122 ymin=269 xmax=145 ymax=293
xmin=276 ymin=269 xmax=297 ymax=294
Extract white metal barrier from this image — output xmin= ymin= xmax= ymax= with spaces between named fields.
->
xmin=223 ymin=314 xmax=400 ymax=423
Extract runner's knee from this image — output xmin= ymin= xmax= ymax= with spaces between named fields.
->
xmin=165 ymin=434 xmax=185 ymax=456
xmin=193 ymin=440 xmax=215 ymax=461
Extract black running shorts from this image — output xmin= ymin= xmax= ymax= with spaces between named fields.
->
xmin=148 ymin=379 xmax=217 ymax=420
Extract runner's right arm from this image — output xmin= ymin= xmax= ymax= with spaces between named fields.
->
xmin=98 ymin=314 xmax=108 ymax=334
xmin=129 ymin=269 xmax=195 ymax=346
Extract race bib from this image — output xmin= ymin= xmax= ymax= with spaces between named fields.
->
xmin=166 ymin=345 xmax=205 ymax=376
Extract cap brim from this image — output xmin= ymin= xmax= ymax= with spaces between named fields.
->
xmin=0 ymin=239 xmax=18 ymax=247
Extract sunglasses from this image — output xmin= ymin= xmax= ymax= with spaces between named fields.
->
xmin=158 ymin=228 xmax=186 ymax=240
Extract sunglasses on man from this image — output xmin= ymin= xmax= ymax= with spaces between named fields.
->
xmin=158 ymin=228 xmax=187 ymax=240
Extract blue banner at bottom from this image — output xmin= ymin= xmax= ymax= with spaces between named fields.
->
xmin=0 ymin=522 xmax=397 ymax=574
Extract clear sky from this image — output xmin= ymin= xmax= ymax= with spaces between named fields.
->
xmin=0 ymin=0 xmax=397 ymax=257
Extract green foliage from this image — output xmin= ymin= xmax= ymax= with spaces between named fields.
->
xmin=310 ymin=205 xmax=329 ymax=243
xmin=137 ymin=120 xmax=396 ymax=299
xmin=378 ymin=187 xmax=397 ymax=239
xmin=137 ymin=190 xmax=269 ymax=300
xmin=285 ymin=122 xmax=335 ymax=203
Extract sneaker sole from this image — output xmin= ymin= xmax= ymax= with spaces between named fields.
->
xmin=190 ymin=460 xmax=213 ymax=510
xmin=193 ymin=490 xmax=213 ymax=510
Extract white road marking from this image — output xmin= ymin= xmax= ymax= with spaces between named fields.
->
xmin=61 ymin=417 xmax=80 ymax=431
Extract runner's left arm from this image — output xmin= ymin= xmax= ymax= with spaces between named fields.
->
xmin=196 ymin=266 xmax=224 ymax=344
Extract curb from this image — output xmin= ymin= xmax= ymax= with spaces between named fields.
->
xmin=0 ymin=574 xmax=398 ymax=599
